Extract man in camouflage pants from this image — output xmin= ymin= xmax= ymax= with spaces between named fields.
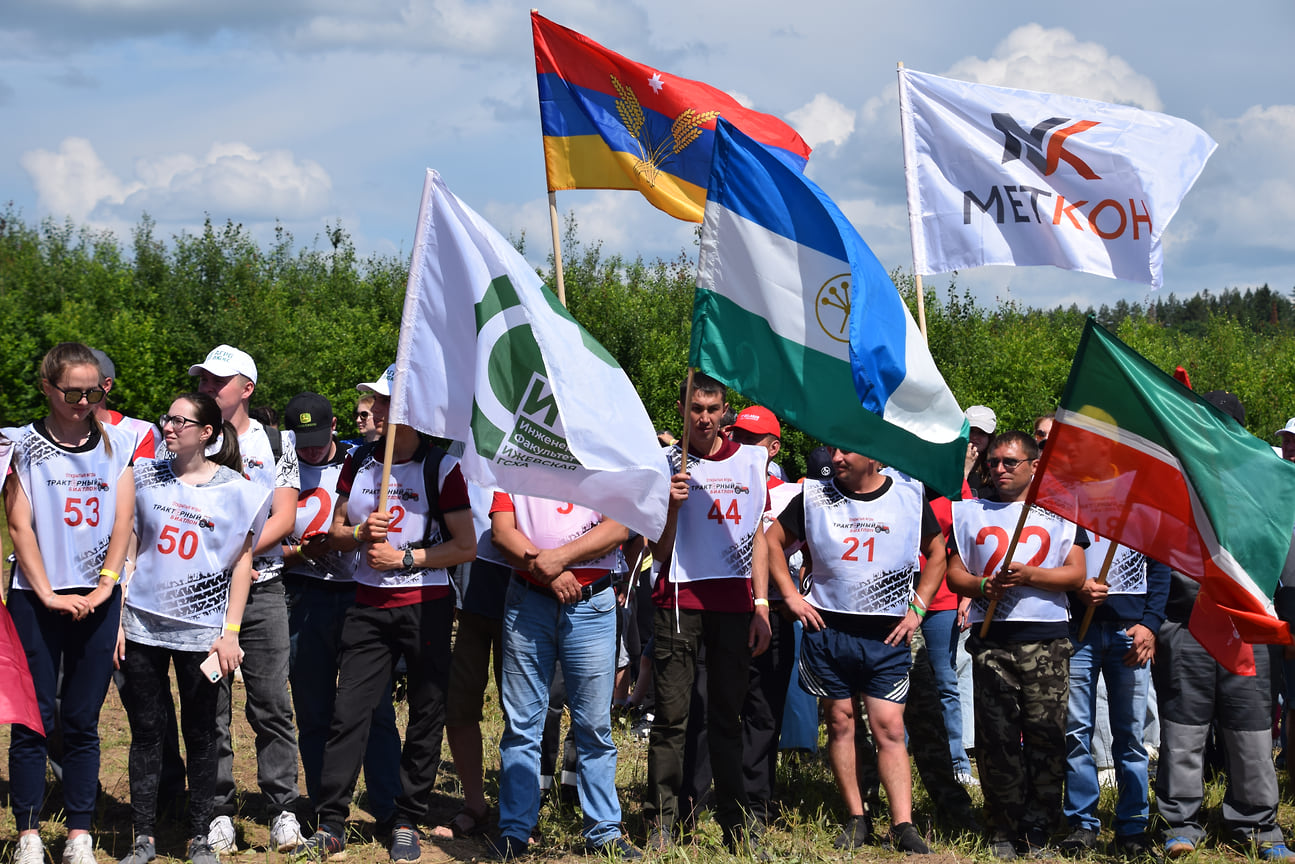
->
xmin=945 ymin=432 xmax=1089 ymax=860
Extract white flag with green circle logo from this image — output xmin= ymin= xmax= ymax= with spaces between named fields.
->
xmin=390 ymin=169 xmax=670 ymax=540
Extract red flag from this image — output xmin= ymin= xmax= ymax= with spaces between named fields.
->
xmin=1188 ymin=584 xmax=1256 ymax=676
xmin=0 ymin=600 xmax=43 ymax=735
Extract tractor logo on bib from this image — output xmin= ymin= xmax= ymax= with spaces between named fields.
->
xmin=470 ymin=275 xmax=581 ymax=471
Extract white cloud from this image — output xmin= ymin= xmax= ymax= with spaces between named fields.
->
xmin=945 ymin=24 xmax=1162 ymax=110
xmin=1178 ymin=104 xmax=1295 ymax=258
xmin=862 ymin=24 xmax=1163 ymax=127
xmin=21 ymin=137 xmax=332 ymax=226
xmin=787 ymin=93 xmax=854 ymax=150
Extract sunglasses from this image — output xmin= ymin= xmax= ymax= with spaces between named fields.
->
xmin=986 ymin=457 xmax=1028 ymax=470
xmin=159 ymin=414 xmax=202 ymax=430
xmin=355 ymin=411 xmax=371 ymax=420
xmin=52 ymin=384 xmax=106 ymax=405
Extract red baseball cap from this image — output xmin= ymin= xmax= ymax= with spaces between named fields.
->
xmin=731 ymin=405 xmax=780 ymax=438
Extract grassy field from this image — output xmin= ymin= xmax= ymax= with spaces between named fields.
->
xmin=0 ymin=662 xmax=1290 ymax=864
xmin=0 ymin=505 xmax=1289 ymax=864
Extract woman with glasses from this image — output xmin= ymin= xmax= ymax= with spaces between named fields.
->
xmin=2 ymin=342 xmax=135 ymax=864
xmin=115 ymin=393 xmax=271 ymax=864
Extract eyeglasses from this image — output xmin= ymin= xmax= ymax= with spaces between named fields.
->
xmin=1033 ymin=431 xmax=1048 ymax=441
xmin=159 ymin=414 xmax=202 ymax=430
xmin=986 ymin=457 xmax=1028 ymax=470
xmin=355 ymin=411 xmax=371 ymax=421
xmin=52 ymin=384 xmax=106 ymax=404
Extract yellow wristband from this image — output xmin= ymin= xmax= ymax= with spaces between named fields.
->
xmin=223 ymin=623 xmax=241 ymax=633
xmin=99 ymin=568 xmax=121 ymax=583
xmin=754 ymin=598 xmax=770 ymax=607
xmin=353 ymin=524 xmax=362 ymax=542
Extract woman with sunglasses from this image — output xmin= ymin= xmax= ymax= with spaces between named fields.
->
xmin=115 ymin=393 xmax=271 ymax=864
xmin=2 ymin=342 xmax=136 ymax=864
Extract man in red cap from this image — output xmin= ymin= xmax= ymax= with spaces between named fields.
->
xmin=727 ymin=407 xmax=796 ymax=828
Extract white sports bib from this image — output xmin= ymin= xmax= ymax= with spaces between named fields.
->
xmin=803 ymin=478 xmax=922 ymax=616
xmin=287 ymin=456 xmax=356 ymax=582
xmin=4 ymin=422 xmax=134 ymax=591
xmin=667 ymin=444 xmax=767 ymax=584
xmin=953 ymin=500 xmax=1076 ymax=624
xmin=510 ymin=494 xmax=617 ymax=572
xmin=1085 ymin=532 xmax=1147 ymax=597
xmin=240 ymin=421 xmax=298 ymax=581
xmin=347 ymin=449 xmax=458 ymax=589
xmin=129 ymin=460 xmax=272 ymax=627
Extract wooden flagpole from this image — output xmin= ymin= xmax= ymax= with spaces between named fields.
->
xmin=1076 ymin=540 xmax=1119 ymax=642
xmin=677 ymin=367 xmax=695 ymax=474
xmin=897 ymin=61 xmax=929 ymax=341
xmin=978 ymin=500 xmax=1032 ymax=638
xmin=548 ymin=191 xmax=568 ymax=307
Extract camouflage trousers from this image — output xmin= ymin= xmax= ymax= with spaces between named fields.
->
xmin=853 ymin=626 xmax=979 ymax=832
xmin=969 ymin=636 xmax=1072 ymax=840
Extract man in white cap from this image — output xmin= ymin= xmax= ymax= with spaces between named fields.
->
xmin=1276 ymin=419 xmax=1295 ymax=462
xmin=190 ymin=344 xmax=305 ymax=852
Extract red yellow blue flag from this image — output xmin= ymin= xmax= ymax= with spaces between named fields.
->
xmin=532 ymin=11 xmax=812 ymax=223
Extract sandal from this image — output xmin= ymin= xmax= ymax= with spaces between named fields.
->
xmin=448 ymin=805 xmax=490 ymax=838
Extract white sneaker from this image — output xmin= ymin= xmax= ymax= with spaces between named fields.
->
xmin=1098 ymin=767 xmax=1118 ymax=788
xmin=269 ymin=811 xmax=306 ymax=852
xmin=14 ymin=834 xmax=44 ymax=864
xmin=207 ymin=816 xmax=237 ymax=854
xmin=61 ymin=835 xmax=95 ymax=864
xmin=954 ymin=771 xmax=980 ymax=787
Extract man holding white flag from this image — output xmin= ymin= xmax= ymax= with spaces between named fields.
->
xmin=899 ymin=67 xmax=1216 ymax=288
xmin=388 ymin=169 xmax=670 ymax=541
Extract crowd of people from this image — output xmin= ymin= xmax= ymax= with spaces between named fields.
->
xmin=3 ymin=342 xmax=1295 ymax=864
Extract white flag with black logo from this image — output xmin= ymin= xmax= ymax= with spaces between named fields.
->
xmin=899 ymin=68 xmax=1216 ymax=288
xmin=390 ymin=169 xmax=670 ymax=539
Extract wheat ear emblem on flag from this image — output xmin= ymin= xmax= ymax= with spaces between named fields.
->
xmin=609 ymin=73 xmax=718 ymax=187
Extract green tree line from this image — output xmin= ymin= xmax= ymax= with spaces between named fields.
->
xmin=3 ymin=207 xmax=1293 ymax=478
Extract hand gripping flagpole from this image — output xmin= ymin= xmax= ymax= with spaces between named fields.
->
xmin=897 ymin=61 xmax=929 ymax=341
xmin=1076 ymin=540 xmax=1119 ymax=642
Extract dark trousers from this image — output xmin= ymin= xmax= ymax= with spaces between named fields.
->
xmin=645 ymin=606 xmax=752 ymax=837
xmin=120 ymin=642 xmax=218 ymax=838
xmin=315 ymin=596 xmax=454 ymax=830
xmin=9 ymin=588 xmax=120 ymax=832
xmin=742 ymin=611 xmax=794 ymax=822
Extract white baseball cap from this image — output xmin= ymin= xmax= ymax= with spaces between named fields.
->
xmin=965 ymin=405 xmax=997 ymax=434
xmin=1276 ymin=418 xmax=1295 ymax=438
xmin=357 ymin=363 xmax=397 ymax=396
xmin=189 ymin=344 xmax=258 ymax=384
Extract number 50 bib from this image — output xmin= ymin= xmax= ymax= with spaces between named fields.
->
xmin=952 ymin=500 xmax=1075 ymax=625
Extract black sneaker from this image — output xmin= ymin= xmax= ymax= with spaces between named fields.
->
xmin=991 ymin=839 xmax=1019 ymax=861
xmin=388 ymin=825 xmax=421 ymax=864
xmin=584 ymin=837 xmax=642 ymax=860
xmin=485 ymin=835 xmax=530 ymax=861
xmin=891 ymin=823 xmax=931 ymax=855
xmin=1059 ymin=828 xmax=1098 ymax=857
xmin=1113 ymin=833 xmax=1157 ymax=860
xmin=292 ymin=827 xmax=347 ymax=862
xmin=834 ymin=815 xmax=873 ymax=850
xmin=643 ymin=827 xmax=673 ymax=853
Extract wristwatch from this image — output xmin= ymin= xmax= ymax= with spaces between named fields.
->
xmin=402 ymin=548 xmax=415 ymax=569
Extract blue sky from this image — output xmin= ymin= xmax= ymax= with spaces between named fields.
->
xmin=2 ymin=0 xmax=1292 ymax=311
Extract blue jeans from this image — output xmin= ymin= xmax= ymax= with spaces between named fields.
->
xmin=287 ymin=578 xmax=401 ymax=823
xmin=1064 ymin=620 xmax=1150 ymax=835
xmin=920 ymin=609 xmax=971 ymax=775
xmin=498 ymin=578 xmax=620 ymax=846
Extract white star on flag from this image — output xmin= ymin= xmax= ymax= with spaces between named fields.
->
xmin=648 ymin=72 xmax=664 ymax=93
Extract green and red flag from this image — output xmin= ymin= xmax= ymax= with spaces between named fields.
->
xmin=1030 ymin=318 xmax=1295 ymax=674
